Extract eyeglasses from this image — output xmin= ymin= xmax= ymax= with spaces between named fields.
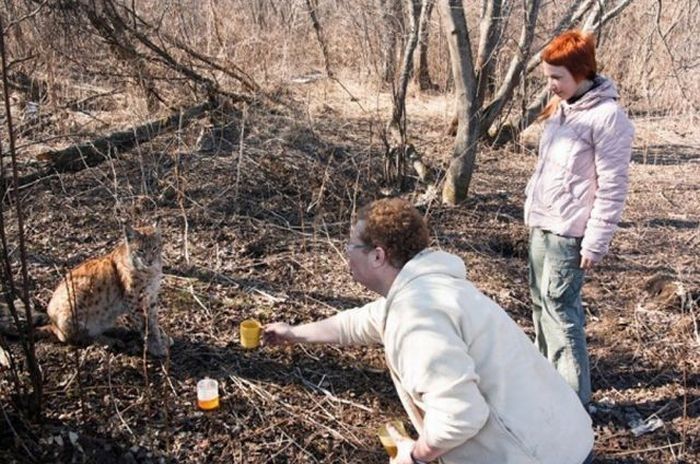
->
xmin=345 ymin=242 xmax=373 ymax=253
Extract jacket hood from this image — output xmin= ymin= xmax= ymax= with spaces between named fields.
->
xmin=562 ymin=75 xmax=619 ymax=112
xmin=386 ymin=249 xmax=466 ymax=303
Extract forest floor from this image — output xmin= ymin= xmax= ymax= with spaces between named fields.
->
xmin=1 ymin=76 xmax=698 ymax=463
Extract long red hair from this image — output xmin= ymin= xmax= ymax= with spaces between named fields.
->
xmin=539 ymin=31 xmax=597 ymax=120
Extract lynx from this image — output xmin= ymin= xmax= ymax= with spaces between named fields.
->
xmin=42 ymin=225 xmax=170 ymax=357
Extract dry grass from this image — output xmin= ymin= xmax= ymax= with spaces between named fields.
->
xmin=1 ymin=1 xmax=699 ymax=463
xmin=1 ymin=75 xmax=698 ymax=463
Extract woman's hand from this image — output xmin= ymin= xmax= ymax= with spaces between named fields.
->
xmin=580 ymin=256 xmax=596 ymax=270
xmin=262 ymin=322 xmax=296 ymax=346
xmin=387 ymin=424 xmax=416 ymax=464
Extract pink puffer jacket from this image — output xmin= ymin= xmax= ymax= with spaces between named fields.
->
xmin=524 ymin=76 xmax=635 ymax=262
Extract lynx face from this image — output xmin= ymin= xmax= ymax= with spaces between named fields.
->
xmin=126 ymin=226 xmax=162 ymax=271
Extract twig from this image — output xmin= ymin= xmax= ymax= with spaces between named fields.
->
xmin=1 ymin=0 xmax=50 ymax=34
xmin=107 ymin=353 xmax=136 ymax=438
xmin=175 ymin=110 xmax=190 ymax=265
xmin=234 ymin=103 xmax=247 ymax=203
xmin=189 ymin=284 xmax=211 ymax=314
xmin=653 ymin=0 xmax=696 ymax=111
xmin=0 ymin=13 xmax=43 ymax=417
xmin=0 ymin=400 xmax=37 ymax=460
xmin=329 ymin=77 xmax=368 ymax=113
xmin=293 ymin=368 xmax=374 ymax=413
xmin=607 ymin=441 xmax=684 ymax=457
xmin=250 ymin=287 xmax=288 ymax=304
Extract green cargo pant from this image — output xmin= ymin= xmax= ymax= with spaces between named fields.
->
xmin=529 ymin=227 xmax=591 ymax=405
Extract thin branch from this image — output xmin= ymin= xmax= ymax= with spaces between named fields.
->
xmin=388 ymin=0 xmax=421 ymax=137
xmin=1 ymin=0 xmax=50 ymax=35
xmin=304 ymin=0 xmax=333 ymax=77
xmin=649 ymin=0 xmax=695 ymax=110
xmin=0 ymin=13 xmax=43 ymax=417
xmin=587 ymin=0 xmax=637 ymax=32
xmin=480 ymin=0 xmax=541 ymax=134
xmin=525 ymin=0 xmax=595 ymax=75
xmin=0 ymin=400 xmax=37 ymax=460
xmin=117 ymin=2 xmax=261 ymax=93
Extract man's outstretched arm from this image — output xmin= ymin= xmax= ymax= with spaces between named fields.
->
xmin=263 ymin=315 xmax=342 ymax=345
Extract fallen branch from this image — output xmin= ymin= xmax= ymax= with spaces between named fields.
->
xmin=36 ymin=100 xmax=216 ymax=172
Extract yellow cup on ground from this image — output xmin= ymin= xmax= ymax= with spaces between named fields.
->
xmin=240 ymin=319 xmax=262 ymax=349
xmin=197 ymin=377 xmax=220 ymax=411
xmin=377 ymin=420 xmax=408 ymax=458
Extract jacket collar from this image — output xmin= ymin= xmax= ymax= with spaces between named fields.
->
xmin=559 ymin=75 xmax=619 ymax=113
xmin=382 ymin=249 xmax=467 ymax=328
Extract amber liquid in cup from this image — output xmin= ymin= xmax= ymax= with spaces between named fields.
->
xmin=240 ymin=319 xmax=262 ymax=349
xmin=197 ymin=378 xmax=220 ymax=411
xmin=377 ymin=420 xmax=407 ymax=458
xmin=379 ymin=437 xmax=398 ymax=458
xmin=197 ymin=396 xmax=220 ymax=410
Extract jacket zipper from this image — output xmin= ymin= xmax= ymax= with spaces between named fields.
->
xmin=528 ymin=106 xmax=569 ymax=219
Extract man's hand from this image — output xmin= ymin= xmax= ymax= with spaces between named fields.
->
xmin=387 ymin=424 xmax=415 ymax=464
xmin=262 ymin=322 xmax=296 ymax=346
xmin=263 ymin=317 xmax=342 ymax=345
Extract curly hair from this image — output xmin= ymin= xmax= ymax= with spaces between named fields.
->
xmin=355 ymin=198 xmax=429 ymax=268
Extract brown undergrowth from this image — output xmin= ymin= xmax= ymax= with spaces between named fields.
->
xmin=1 ymin=78 xmax=698 ymax=463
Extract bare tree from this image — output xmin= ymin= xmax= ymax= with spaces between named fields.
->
xmin=437 ymin=0 xmax=482 ymax=204
xmin=93 ymin=8 xmax=162 ymax=111
xmin=413 ymin=0 xmax=436 ymax=90
xmin=437 ymin=0 xmax=636 ymax=204
xmin=504 ymin=0 xmax=637 ymax=141
xmin=377 ymin=0 xmax=404 ymax=83
xmin=305 ymin=0 xmax=334 ymax=77
xmin=384 ymin=0 xmax=422 ymax=187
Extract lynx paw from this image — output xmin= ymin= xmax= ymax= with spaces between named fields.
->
xmin=146 ymin=328 xmax=172 ymax=357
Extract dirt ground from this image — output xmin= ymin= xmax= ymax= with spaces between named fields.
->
xmin=1 ymin=77 xmax=698 ymax=463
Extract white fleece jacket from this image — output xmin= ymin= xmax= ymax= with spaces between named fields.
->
xmin=336 ymin=249 xmax=593 ymax=464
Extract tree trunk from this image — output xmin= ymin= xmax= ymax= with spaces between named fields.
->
xmin=413 ymin=0 xmax=436 ymax=90
xmin=479 ymin=0 xmax=540 ymax=136
xmin=437 ymin=0 xmax=481 ymax=204
xmin=474 ymin=0 xmax=503 ymax=105
xmin=388 ymin=0 xmax=421 ymax=142
xmin=305 ymin=0 xmax=333 ymax=77
xmin=385 ymin=0 xmax=422 ymax=187
xmin=377 ymin=0 xmax=403 ymax=83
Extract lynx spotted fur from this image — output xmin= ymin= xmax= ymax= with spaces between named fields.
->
xmin=44 ymin=225 xmax=170 ymax=357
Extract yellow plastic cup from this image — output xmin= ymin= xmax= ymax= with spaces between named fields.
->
xmin=240 ymin=319 xmax=262 ymax=349
xmin=377 ymin=420 xmax=407 ymax=458
xmin=197 ymin=378 xmax=220 ymax=411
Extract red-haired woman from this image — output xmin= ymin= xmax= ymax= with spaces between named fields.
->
xmin=524 ymin=30 xmax=635 ymax=406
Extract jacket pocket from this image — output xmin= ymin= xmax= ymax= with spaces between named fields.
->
xmin=491 ymin=410 xmax=537 ymax=463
